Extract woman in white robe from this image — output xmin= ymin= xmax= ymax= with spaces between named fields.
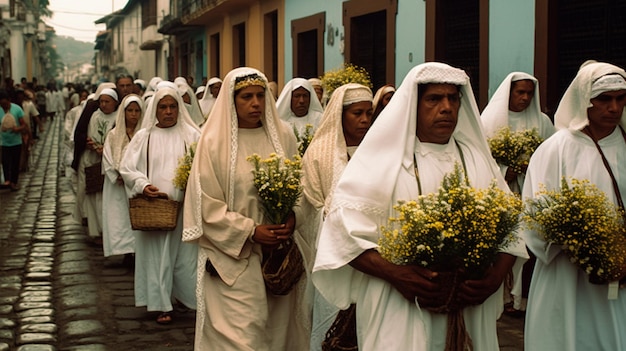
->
xmin=102 ymin=94 xmax=143 ymax=259
xmin=80 ymin=88 xmax=119 ymax=243
xmin=183 ymin=67 xmax=311 ymax=350
xmin=302 ymin=83 xmax=374 ymax=350
xmin=120 ymin=87 xmax=200 ymax=324
xmin=198 ymin=77 xmax=222 ymax=119
xmin=522 ymin=61 xmax=626 ymax=351
xmin=312 ymin=62 xmax=528 ymax=351
xmin=276 ymin=78 xmax=324 ymax=135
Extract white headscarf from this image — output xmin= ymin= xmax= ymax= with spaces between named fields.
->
xmin=372 ymin=84 xmax=396 ymax=112
xmin=99 ymin=88 xmax=118 ymax=102
xmin=480 ymin=72 xmax=554 ymax=138
xmin=302 ymin=83 xmax=373 ymax=214
xmin=275 ymin=78 xmax=324 ymax=125
xmin=176 ymin=79 xmax=205 ymax=126
xmin=327 ymin=61 xmax=505 ymax=219
xmin=93 ymin=82 xmax=116 ymax=100
xmin=140 ymin=87 xmax=200 ymax=137
xmin=142 ymin=76 xmax=163 ymax=101
xmin=198 ymin=77 xmax=223 ymax=117
xmin=107 ymin=94 xmax=144 ymax=170
xmin=555 ymin=62 xmax=626 ymax=131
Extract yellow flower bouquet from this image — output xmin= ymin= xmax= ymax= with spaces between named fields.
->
xmin=320 ymin=63 xmax=373 ymax=98
xmin=247 ymin=153 xmax=303 ymax=224
xmin=524 ymin=177 xmax=626 ymax=284
xmin=248 ymin=153 xmax=305 ymax=295
xmin=379 ymin=164 xmax=521 ymax=279
xmin=487 ymin=127 xmax=543 ymax=174
xmin=294 ymin=124 xmax=315 ymax=157
xmin=173 ymin=142 xmax=198 ymax=190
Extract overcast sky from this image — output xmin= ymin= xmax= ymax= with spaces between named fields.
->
xmin=43 ymin=0 xmax=126 ymax=43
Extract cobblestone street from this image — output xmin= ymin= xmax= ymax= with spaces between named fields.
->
xmin=0 ymin=118 xmax=524 ymax=350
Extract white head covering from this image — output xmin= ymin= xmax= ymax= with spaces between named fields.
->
xmin=107 ymin=94 xmax=144 ymax=170
xmin=93 ymin=82 xmax=116 ymax=100
xmin=372 ymin=84 xmax=396 ymax=112
xmin=480 ymin=72 xmax=545 ymax=137
xmin=302 ymin=83 xmax=373 ymax=214
xmin=174 ymin=76 xmax=188 ymax=87
xmin=142 ymin=77 xmax=163 ymax=101
xmin=175 ymin=79 xmax=205 ymax=127
xmin=140 ymin=87 xmax=200 ymax=137
xmin=134 ymin=79 xmax=146 ymax=90
xmin=99 ymin=88 xmax=118 ymax=102
xmin=198 ymin=77 xmax=223 ymax=117
xmin=276 ymin=78 xmax=324 ymax=122
xmin=555 ymin=62 xmax=626 ymax=131
xmin=328 ymin=61 xmax=505 ymax=218
xmin=195 ymin=86 xmax=205 ymax=95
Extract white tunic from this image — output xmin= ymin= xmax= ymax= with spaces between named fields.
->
xmin=121 ymin=125 xmax=199 ymax=311
xmin=522 ymin=128 xmax=626 ymax=351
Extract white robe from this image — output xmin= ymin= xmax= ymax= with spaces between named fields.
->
xmin=120 ymin=125 xmax=199 ymax=311
xmin=78 ymin=110 xmax=116 ymax=239
xmin=522 ymin=128 xmax=626 ymax=351
xmin=314 ymin=137 xmax=528 ymax=351
xmin=102 ymin=135 xmax=138 ymax=257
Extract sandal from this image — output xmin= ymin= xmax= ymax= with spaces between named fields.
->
xmin=156 ymin=312 xmax=173 ymax=325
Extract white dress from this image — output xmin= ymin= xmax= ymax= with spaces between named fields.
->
xmin=102 ymin=134 xmax=137 ymax=257
xmin=522 ymin=128 xmax=626 ymax=351
xmin=121 ymin=126 xmax=199 ymax=311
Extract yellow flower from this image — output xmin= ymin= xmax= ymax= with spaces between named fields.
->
xmin=173 ymin=142 xmax=198 ymax=190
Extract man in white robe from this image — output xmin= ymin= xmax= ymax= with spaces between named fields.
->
xmin=312 ymin=62 xmax=528 ymax=350
xmin=522 ymin=61 xmax=626 ymax=351
xmin=120 ymin=87 xmax=199 ymax=324
xmin=276 ymin=78 xmax=324 ymax=135
xmin=481 ymin=72 xmax=556 ymax=315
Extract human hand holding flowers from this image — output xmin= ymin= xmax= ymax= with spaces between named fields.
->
xmin=253 ymin=211 xmax=295 ymax=246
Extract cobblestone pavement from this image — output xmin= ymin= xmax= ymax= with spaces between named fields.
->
xmin=0 ymin=118 xmax=524 ymax=350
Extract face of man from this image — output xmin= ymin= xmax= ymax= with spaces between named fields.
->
xmin=342 ymin=101 xmax=373 ymax=146
xmin=587 ymin=89 xmax=626 ymax=138
xmin=416 ymin=83 xmax=461 ymax=144
xmin=116 ymin=77 xmax=134 ymax=99
xmin=291 ymin=87 xmax=311 ymax=117
xmin=124 ymin=101 xmax=142 ymax=128
xmin=156 ymin=95 xmax=179 ymax=128
xmin=99 ymin=95 xmax=118 ymax=115
xmin=508 ymin=79 xmax=535 ymax=112
xmin=210 ymin=82 xmax=222 ymax=98
xmin=0 ymin=97 xmax=10 ymax=111
xmin=80 ymin=91 xmax=89 ymax=101
xmin=182 ymin=93 xmax=191 ymax=104
xmin=235 ymin=85 xmax=265 ymax=128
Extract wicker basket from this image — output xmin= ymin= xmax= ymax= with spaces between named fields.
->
xmin=262 ymin=238 xmax=305 ymax=295
xmin=128 ymin=193 xmax=180 ymax=231
xmin=84 ymin=162 xmax=105 ymax=194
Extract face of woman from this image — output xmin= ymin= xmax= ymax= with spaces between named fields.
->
xmin=342 ymin=101 xmax=373 ymax=146
xmin=235 ymin=85 xmax=265 ymax=128
xmin=382 ymin=91 xmax=394 ymax=108
xmin=182 ymin=93 xmax=191 ymax=104
xmin=124 ymin=101 xmax=142 ymax=128
xmin=156 ymin=95 xmax=179 ymax=128
xmin=99 ymin=95 xmax=118 ymax=115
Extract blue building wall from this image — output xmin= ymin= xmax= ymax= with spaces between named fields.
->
xmin=488 ymin=0 xmax=536 ymax=98
xmin=395 ymin=0 xmax=426 ymax=84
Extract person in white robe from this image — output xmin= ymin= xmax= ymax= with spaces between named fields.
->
xmin=276 ymin=78 xmax=324 ymax=135
xmin=312 ymin=62 xmax=528 ymax=351
xmin=481 ymin=72 xmax=555 ymax=315
xmin=102 ymin=94 xmax=144 ymax=261
xmin=197 ymin=77 xmax=222 ymax=119
xmin=120 ymin=87 xmax=199 ymax=324
xmin=308 ymin=78 xmax=326 ymax=107
xmin=80 ymin=88 xmax=119 ymax=244
xmin=522 ymin=61 xmax=626 ymax=351
xmin=183 ymin=67 xmax=311 ymax=350
xmin=372 ymin=84 xmax=395 ymax=122
xmin=176 ymin=80 xmax=205 ymax=127
xmin=302 ymin=83 xmax=374 ymax=351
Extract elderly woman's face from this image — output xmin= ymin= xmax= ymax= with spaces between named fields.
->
xmin=99 ymin=95 xmax=118 ymax=115
xmin=235 ymin=85 xmax=265 ymax=128
xmin=156 ymin=95 xmax=178 ymax=128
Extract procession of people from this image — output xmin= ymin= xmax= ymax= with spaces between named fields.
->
xmin=1 ymin=58 xmax=625 ymax=351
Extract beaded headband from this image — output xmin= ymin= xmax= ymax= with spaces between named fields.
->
xmin=234 ymin=73 xmax=266 ymax=91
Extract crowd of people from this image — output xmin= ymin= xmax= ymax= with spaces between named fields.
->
xmin=1 ymin=59 xmax=625 ymax=351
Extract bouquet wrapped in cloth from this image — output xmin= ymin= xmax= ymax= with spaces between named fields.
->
xmin=487 ymin=126 xmax=543 ymax=174
xmin=378 ymin=164 xmax=521 ymax=351
xmin=524 ymin=177 xmax=626 ymax=285
xmin=247 ymin=153 xmax=305 ymax=295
